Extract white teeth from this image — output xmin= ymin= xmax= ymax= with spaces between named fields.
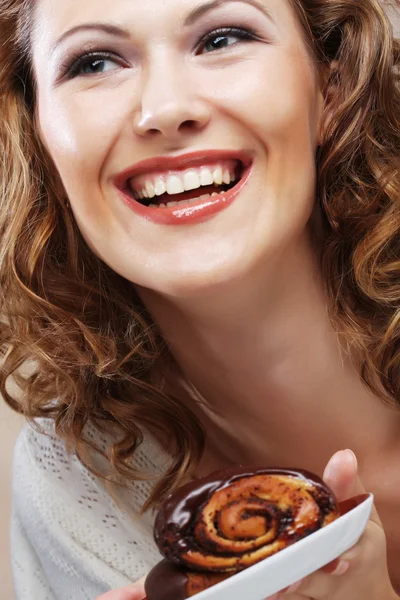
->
xmin=212 ymin=166 xmax=223 ymax=185
xmin=200 ymin=168 xmax=214 ymax=186
xmin=145 ymin=181 xmax=155 ymax=198
xmin=154 ymin=177 xmax=166 ymax=196
xmin=166 ymin=175 xmax=185 ymax=195
xmin=223 ymin=169 xmax=231 ymax=185
xmin=131 ymin=163 xmax=239 ymax=201
xmin=183 ymin=170 xmax=201 ymax=191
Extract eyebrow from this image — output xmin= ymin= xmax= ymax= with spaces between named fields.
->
xmin=51 ymin=0 xmax=274 ymax=54
xmin=184 ymin=0 xmax=275 ymax=26
xmin=51 ymin=24 xmax=131 ymax=54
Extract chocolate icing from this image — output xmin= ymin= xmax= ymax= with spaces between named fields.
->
xmin=145 ymin=560 xmax=188 ymax=600
xmin=154 ymin=466 xmax=336 ymax=562
xmin=145 ymin=561 xmax=232 ymax=600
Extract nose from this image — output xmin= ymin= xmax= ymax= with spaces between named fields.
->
xmin=133 ymin=55 xmax=212 ymax=141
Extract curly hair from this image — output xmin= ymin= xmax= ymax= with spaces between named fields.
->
xmin=0 ymin=0 xmax=399 ymax=509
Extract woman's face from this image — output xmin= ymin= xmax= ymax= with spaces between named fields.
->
xmin=32 ymin=0 xmax=325 ymax=297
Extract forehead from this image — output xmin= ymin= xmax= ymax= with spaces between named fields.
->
xmin=31 ymin=0 xmax=297 ymax=47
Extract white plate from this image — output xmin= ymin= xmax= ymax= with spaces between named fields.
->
xmin=193 ymin=493 xmax=374 ymax=600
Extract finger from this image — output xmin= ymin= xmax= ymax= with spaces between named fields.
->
xmin=96 ymin=592 xmax=145 ymax=600
xmin=338 ymin=520 xmax=387 ymax=573
xmin=97 ymin=577 xmax=146 ymax=600
xmin=276 ymin=592 xmax=314 ymax=600
xmin=280 ymin=560 xmax=350 ymax=597
xmin=266 ymin=587 xmax=311 ymax=599
xmin=323 ymin=449 xmax=360 ymax=499
xmin=320 ymin=558 xmax=340 ymax=574
xmin=96 ymin=590 xmax=146 ymax=600
xmin=323 ymin=449 xmax=381 ymax=526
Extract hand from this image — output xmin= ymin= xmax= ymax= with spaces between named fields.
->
xmin=96 ymin=577 xmax=146 ymax=600
xmin=269 ymin=450 xmax=398 ymax=600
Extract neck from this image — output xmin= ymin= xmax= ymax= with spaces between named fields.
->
xmin=137 ymin=234 xmax=398 ymax=476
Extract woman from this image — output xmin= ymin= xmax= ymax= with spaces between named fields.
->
xmin=0 ymin=0 xmax=399 ymax=598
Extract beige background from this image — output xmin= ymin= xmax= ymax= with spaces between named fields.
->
xmin=1 ymin=7 xmax=399 ymax=600
xmin=1 ymin=402 xmax=24 ymax=600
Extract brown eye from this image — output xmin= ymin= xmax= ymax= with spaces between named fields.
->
xmin=65 ymin=52 xmax=124 ymax=79
xmin=79 ymin=58 xmax=117 ymax=74
xmin=197 ymin=27 xmax=258 ymax=55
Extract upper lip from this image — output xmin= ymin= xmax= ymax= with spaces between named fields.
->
xmin=113 ymin=149 xmax=253 ymax=189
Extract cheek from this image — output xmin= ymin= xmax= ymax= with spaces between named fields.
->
xmin=37 ymin=85 xmax=125 ymax=201
xmin=217 ymin=51 xmax=320 ymax=216
xmin=210 ymin=50 xmax=320 ymax=154
xmin=213 ymin=51 xmax=319 ymax=183
xmin=214 ymin=51 xmax=321 ymax=245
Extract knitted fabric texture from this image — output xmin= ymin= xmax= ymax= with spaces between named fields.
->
xmin=11 ymin=419 xmax=168 ymax=599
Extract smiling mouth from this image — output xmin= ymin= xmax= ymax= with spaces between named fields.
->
xmin=123 ymin=160 xmax=244 ymax=208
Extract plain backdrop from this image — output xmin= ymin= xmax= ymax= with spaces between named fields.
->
xmin=1 ymin=402 xmax=24 ymax=600
xmin=1 ymin=6 xmax=399 ymax=600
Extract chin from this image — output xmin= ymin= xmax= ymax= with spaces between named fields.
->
xmin=137 ymin=254 xmax=267 ymax=302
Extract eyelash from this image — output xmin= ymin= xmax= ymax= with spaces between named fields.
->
xmin=198 ymin=26 xmax=259 ymax=53
xmin=62 ymin=26 xmax=260 ymax=79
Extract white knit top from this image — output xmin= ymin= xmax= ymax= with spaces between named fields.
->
xmin=11 ymin=419 xmax=170 ymax=600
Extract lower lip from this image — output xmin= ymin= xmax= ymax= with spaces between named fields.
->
xmin=117 ymin=163 xmax=253 ymax=225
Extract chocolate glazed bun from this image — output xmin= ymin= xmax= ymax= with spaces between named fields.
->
xmin=145 ymin=466 xmax=340 ymax=600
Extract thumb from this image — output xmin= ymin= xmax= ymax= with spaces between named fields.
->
xmin=323 ymin=449 xmax=380 ymax=526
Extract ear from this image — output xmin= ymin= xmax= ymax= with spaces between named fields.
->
xmin=317 ymin=60 xmax=340 ymax=146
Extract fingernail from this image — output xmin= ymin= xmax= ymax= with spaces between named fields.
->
xmin=284 ymin=579 xmax=303 ymax=594
xmin=323 ymin=455 xmax=339 ymax=481
xmin=345 ymin=449 xmax=358 ymax=471
xmin=321 ymin=558 xmax=339 ymax=574
xmin=332 ymin=560 xmax=350 ymax=576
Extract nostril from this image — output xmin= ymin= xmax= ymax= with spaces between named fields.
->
xmin=178 ymin=120 xmax=200 ymax=132
xmin=147 ymin=128 xmax=161 ymax=136
xmin=142 ymin=122 xmax=197 ymax=136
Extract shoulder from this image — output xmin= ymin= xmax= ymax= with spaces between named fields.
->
xmin=12 ymin=419 xmax=163 ymax=588
xmin=13 ymin=417 xmax=168 ymax=510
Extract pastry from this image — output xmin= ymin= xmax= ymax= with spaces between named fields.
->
xmin=145 ymin=466 xmax=340 ymax=600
